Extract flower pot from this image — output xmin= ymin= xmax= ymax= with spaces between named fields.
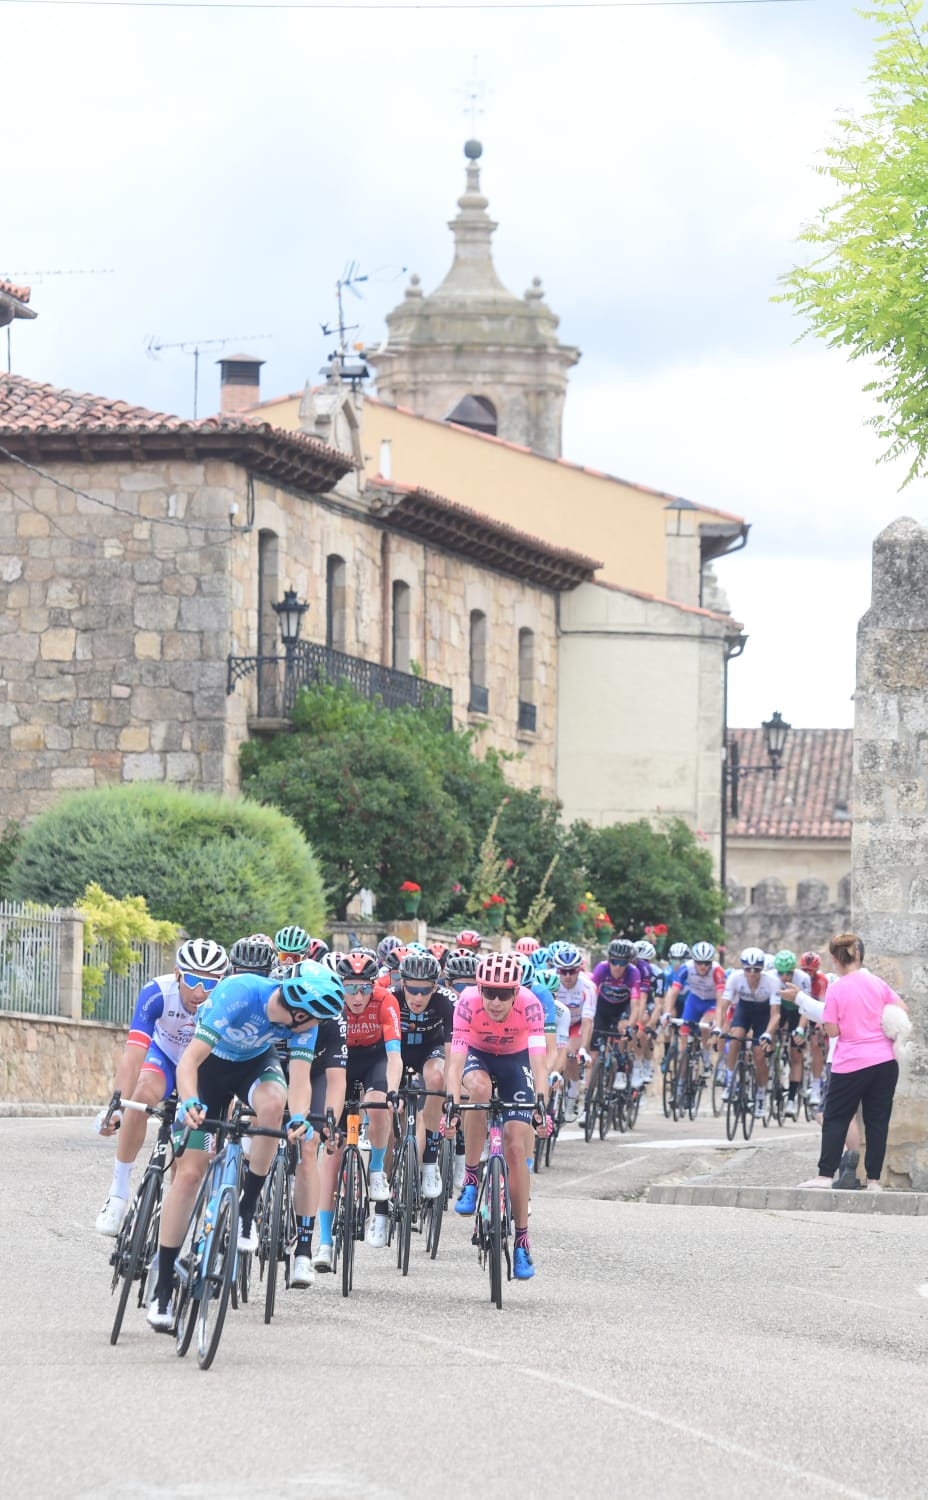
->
xmin=483 ymin=905 xmax=504 ymax=933
xmin=401 ymin=893 xmax=421 ymax=917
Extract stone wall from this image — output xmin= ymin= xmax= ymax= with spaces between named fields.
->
xmin=723 ymin=874 xmax=851 ymax=959
xmin=0 ymin=1013 xmax=126 ymax=1106
xmin=853 ymin=518 xmax=928 ymax=1189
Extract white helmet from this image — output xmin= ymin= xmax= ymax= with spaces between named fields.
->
xmin=691 ymin=941 xmax=715 ymax=963
xmin=176 ymin=938 xmax=228 ymax=976
xmin=740 ymin=947 xmax=766 ymax=968
xmin=635 ymin=940 xmax=657 ymax=961
xmin=668 ymin=942 xmax=690 ymax=961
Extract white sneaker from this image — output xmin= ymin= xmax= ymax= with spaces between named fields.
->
xmin=95 ymin=1194 xmax=128 ymax=1237
xmin=291 ymin=1254 xmax=315 ymax=1288
xmin=453 ymin=1154 xmax=466 ymax=1192
xmin=784 ymin=1097 xmax=799 ymax=1119
xmin=421 ymin=1163 xmax=442 ymax=1199
xmin=237 ymin=1223 xmax=259 ymax=1253
xmin=368 ymin=1169 xmax=390 ymax=1202
xmin=312 ymin=1243 xmax=333 ymax=1273
xmin=147 ymin=1303 xmax=173 ymax=1333
xmin=366 ymin=1211 xmax=388 ymax=1247
xmin=565 ymin=1098 xmax=579 ymax=1120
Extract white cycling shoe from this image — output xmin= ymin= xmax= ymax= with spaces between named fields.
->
xmin=312 ymin=1243 xmax=334 ymax=1273
xmin=290 ymin=1255 xmax=315 ymax=1288
xmin=95 ymin=1195 xmax=128 ymax=1237
xmin=368 ymin=1169 xmax=390 ymax=1202
xmin=453 ymin=1155 xmax=466 ymax=1192
xmin=366 ymin=1211 xmax=388 ymax=1248
xmin=147 ymin=1303 xmax=173 ymax=1333
xmin=420 ymin=1163 xmax=442 ymax=1199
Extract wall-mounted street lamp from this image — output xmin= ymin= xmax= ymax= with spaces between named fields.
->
xmin=227 ymin=586 xmax=310 ymax=714
xmin=719 ymin=708 xmax=791 ymax=900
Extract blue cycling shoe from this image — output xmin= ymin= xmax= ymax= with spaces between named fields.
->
xmin=513 ymin=1246 xmax=535 ymax=1280
xmin=455 ymin=1183 xmax=478 ymax=1215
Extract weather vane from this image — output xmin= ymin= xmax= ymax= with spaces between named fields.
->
xmin=461 ymin=56 xmax=490 ymax=135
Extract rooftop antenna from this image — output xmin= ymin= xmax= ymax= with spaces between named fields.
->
xmin=1 ymin=267 xmax=115 ymax=373
xmin=320 ymin=262 xmax=371 ymax=388
xmin=145 ymin=332 xmax=271 ymax=419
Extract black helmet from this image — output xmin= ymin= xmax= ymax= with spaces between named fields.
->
xmin=399 ymin=951 xmax=441 ymax=984
xmin=445 ymin=949 xmax=479 ymax=981
xmin=229 ymin=937 xmax=276 ymax=975
xmin=608 ymin=938 xmax=636 ymax=963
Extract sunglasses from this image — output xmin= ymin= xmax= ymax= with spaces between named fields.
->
xmin=404 ymin=983 xmax=435 ymax=996
xmin=181 ymin=972 xmax=221 ymax=993
xmin=343 ymin=980 xmax=371 ymax=994
xmin=558 ymin=967 xmax=581 ymax=977
xmin=450 ymin=978 xmax=471 ymax=991
xmin=278 ymin=951 xmax=303 ymax=963
xmin=744 ymin=964 xmax=764 ymax=972
xmin=694 ymin=961 xmax=712 ymax=968
xmin=481 ymin=986 xmax=517 ymax=1002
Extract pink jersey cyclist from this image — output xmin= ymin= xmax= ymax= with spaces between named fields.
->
xmin=452 ymin=984 xmax=547 ymax=1058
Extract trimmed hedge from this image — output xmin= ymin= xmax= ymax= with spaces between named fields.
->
xmin=11 ymin=783 xmax=326 ymax=949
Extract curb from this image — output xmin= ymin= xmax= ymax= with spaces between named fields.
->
xmin=647 ymin=1183 xmax=928 ymax=1215
xmin=0 ymin=1103 xmax=98 ymax=1118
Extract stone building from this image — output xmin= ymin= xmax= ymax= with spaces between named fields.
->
xmin=0 ymin=372 xmax=598 ymax=816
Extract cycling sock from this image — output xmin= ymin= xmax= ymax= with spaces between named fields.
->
xmin=155 ymin=1244 xmax=179 ymax=1312
xmin=725 ymin=1068 xmax=733 ymax=1085
xmin=788 ymin=1080 xmax=800 ymax=1099
xmin=423 ymin=1131 xmax=440 ymax=1164
xmin=566 ymin=1080 xmax=579 ymax=1100
xmin=239 ymin=1168 xmax=266 ymax=1231
xmin=463 ymin=1165 xmax=480 ymax=1187
xmin=318 ymin=1209 xmax=334 ymax=1247
xmin=369 ymin=1146 xmax=386 ymax=1174
xmin=525 ymin=1157 xmax=533 ymax=1171
xmin=297 ymin=1215 xmax=313 ymax=1252
xmin=111 ymin=1160 xmax=132 ymax=1199
xmin=514 ymin=1225 xmax=530 ymax=1251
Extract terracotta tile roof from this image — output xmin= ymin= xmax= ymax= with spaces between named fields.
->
xmin=594 ymin=576 xmax=742 ymax=627
xmin=368 ymin=477 xmax=601 ymax=590
xmin=0 ymin=280 xmax=31 ymax=303
xmin=729 ymin=727 xmax=852 ymax=840
xmin=0 ymin=373 xmax=354 ymax=493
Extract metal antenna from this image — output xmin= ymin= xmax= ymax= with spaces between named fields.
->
xmin=145 ymin=332 xmax=271 ymax=419
xmin=320 ymin=262 xmax=369 ymax=361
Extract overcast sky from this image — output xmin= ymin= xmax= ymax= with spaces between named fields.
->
xmin=5 ymin=0 xmax=925 ymax=730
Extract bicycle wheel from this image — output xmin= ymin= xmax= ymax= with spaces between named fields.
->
xmin=802 ymin=1056 xmax=815 ymax=1122
xmin=196 ymin=1185 xmax=239 ymax=1371
xmin=599 ymin=1056 xmax=616 ymax=1140
xmin=533 ymin=1129 xmax=545 ymax=1173
xmin=584 ymin=1060 xmax=601 ymax=1142
xmin=711 ymin=1058 xmax=727 ymax=1117
xmin=626 ymin=1086 xmax=641 ymax=1130
xmin=689 ymin=1058 xmax=704 ymax=1122
xmin=426 ymin=1138 xmax=453 ymax=1260
xmin=263 ymin=1153 xmax=287 ymax=1324
xmin=725 ymin=1062 xmax=740 ymax=1142
xmin=742 ymin=1057 xmax=757 ymax=1141
xmin=486 ymin=1155 xmax=504 ymax=1311
xmin=545 ymin=1087 xmax=564 ymax=1165
xmin=662 ymin=1050 xmax=677 ymax=1120
xmin=110 ymin=1170 xmax=160 ymax=1346
xmin=393 ymin=1138 xmax=417 ymax=1276
xmin=338 ymin=1150 xmax=360 ymax=1299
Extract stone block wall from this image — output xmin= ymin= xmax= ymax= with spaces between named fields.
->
xmin=723 ymin=874 xmax=851 ymax=959
xmin=852 ymin=518 xmax=928 ymax=1188
xmin=0 ymin=1013 xmax=127 ymax=1105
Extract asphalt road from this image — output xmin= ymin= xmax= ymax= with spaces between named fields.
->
xmin=5 ymin=1111 xmax=928 ymax=1500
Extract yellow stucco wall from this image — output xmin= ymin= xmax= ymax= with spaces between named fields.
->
xmin=726 ymin=839 xmax=851 ymax=904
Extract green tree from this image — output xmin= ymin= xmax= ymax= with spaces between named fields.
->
xmin=778 ymin=1 xmax=928 ymax=484
xmin=10 ymin=784 xmax=325 ymax=948
xmin=0 ymin=819 xmax=21 ymax=900
xmin=573 ymin=817 xmax=724 ymax=947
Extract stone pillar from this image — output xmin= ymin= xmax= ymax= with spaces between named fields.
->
xmin=853 ymin=517 xmax=928 ymax=1188
xmin=58 ymin=908 xmax=85 ymax=1021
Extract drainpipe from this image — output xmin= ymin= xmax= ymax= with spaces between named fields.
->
xmin=381 ymin=530 xmax=391 ymax=667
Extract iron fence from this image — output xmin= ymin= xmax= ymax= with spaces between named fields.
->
xmin=0 ymin=900 xmax=61 ymax=1016
xmin=85 ymin=939 xmax=174 ymax=1025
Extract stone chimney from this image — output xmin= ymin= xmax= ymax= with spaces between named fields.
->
xmin=217 ymin=353 xmax=264 ymax=415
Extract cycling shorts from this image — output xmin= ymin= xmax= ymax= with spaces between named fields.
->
xmin=781 ymin=1008 xmax=804 ymax=1038
xmin=140 ymin=1038 xmax=177 ymax=1095
xmin=346 ymin=1045 xmax=388 ymax=1103
xmin=178 ymin=1047 xmax=286 ymax=1152
xmin=682 ymin=993 xmax=717 ymax=1026
xmin=731 ymin=1001 xmax=771 ymax=1038
xmin=461 ymin=1047 xmax=536 ymax=1125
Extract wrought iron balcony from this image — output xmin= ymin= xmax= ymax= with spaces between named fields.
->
xmin=517 ymin=699 xmax=537 ymax=733
xmin=468 ymin=683 xmax=489 ymax=715
xmin=227 ymin=640 xmax=452 ymax=720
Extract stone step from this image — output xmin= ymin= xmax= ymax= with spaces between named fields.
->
xmin=648 ymin=1183 xmax=928 ymax=1214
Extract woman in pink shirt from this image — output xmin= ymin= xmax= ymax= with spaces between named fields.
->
xmin=801 ymin=932 xmax=905 ymax=1190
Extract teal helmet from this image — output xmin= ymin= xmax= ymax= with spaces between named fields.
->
xmin=532 ymin=966 xmax=561 ymax=996
xmin=275 ymin=925 xmax=310 ymax=957
xmin=279 ymin=959 xmax=345 ymax=1020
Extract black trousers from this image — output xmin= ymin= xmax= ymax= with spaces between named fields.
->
xmin=817 ymin=1059 xmax=899 ymax=1180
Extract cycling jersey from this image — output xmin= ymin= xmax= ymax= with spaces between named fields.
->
xmin=391 ymin=983 xmax=455 ymax=1058
xmin=805 ymin=971 xmax=829 ymax=1003
xmin=531 ymin=984 xmax=559 ymax=1034
xmin=346 ymin=987 xmax=402 ymax=1053
xmin=553 ymin=997 xmax=571 ymax=1049
xmin=672 ymin=961 xmax=726 ymax=1001
xmin=194 ymin=973 xmax=317 ymax=1062
xmin=636 ymin=959 xmax=654 ymax=997
xmin=774 ymin=970 xmax=811 ymax=1007
xmin=451 ymin=986 xmax=546 ymax=1057
xmin=723 ymin=971 xmax=781 ymax=1006
xmin=591 ymin=961 xmax=641 ymax=1034
xmin=557 ymin=971 xmax=596 ymax=1022
xmin=127 ymin=974 xmax=200 ymax=1063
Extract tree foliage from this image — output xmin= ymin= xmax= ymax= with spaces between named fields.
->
xmin=0 ymin=819 xmax=21 ymax=900
xmin=778 ymin=1 xmax=928 ymax=484
xmin=10 ymin=784 xmax=325 ymax=948
xmin=78 ymin=882 xmax=180 ymax=1013
xmin=573 ymin=817 xmax=725 ymax=947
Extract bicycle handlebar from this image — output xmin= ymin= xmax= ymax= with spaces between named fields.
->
xmin=174 ymin=1117 xmax=290 ymax=1159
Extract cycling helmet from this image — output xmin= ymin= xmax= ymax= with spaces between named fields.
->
xmin=553 ymin=942 xmax=583 ymax=971
xmin=304 ymin=936 xmax=329 ymax=963
xmin=176 ymin=938 xmax=228 ymax=976
xmin=476 ymin=952 xmax=524 ymax=989
xmin=668 ymin=942 xmax=690 ymax=961
xmin=635 ymin=940 xmax=657 ymax=962
xmin=800 ymin=950 xmax=822 ymax=971
xmin=275 ymin=925 xmax=310 ymax=956
xmin=456 ymin=928 xmax=482 ymax=951
xmin=279 ymin=960 xmax=345 ymax=1020
xmin=514 ymin=936 xmax=540 ymax=955
xmin=607 ymin=939 xmax=636 ymax=964
xmin=247 ymin=932 xmax=274 ymax=947
xmin=445 ymin=949 xmax=479 ymax=981
xmin=228 ymin=937 xmax=276 ymax=975
xmin=532 ymin=966 xmax=561 ymax=996
xmin=399 ymin=950 xmax=441 ymax=984
xmin=529 ymin=946 xmax=552 ymax=970
xmin=692 ymin=941 xmax=716 ymax=963
xmin=335 ymin=949 xmax=379 ymax=983
xmin=322 ymin=951 xmax=342 ymax=974
xmin=774 ymin=949 xmax=798 ymax=974
xmin=377 ymin=934 xmax=403 ymax=965
xmin=740 ymin=946 xmax=767 ymax=967
xmin=428 ymin=942 xmax=450 ymax=970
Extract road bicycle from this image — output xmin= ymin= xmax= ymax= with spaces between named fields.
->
xmin=389 ymin=1072 xmax=449 ymax=1268
xmin=669 ymin=1018 xmax=711 ymax=1123
xmin=421 ymin=1110 xmax=456 ymax=1261
xmin=105 ymin=1093 xmax=176 ymax=1346
xmin=534 ymin=1073 xmax=565 ymax=1170
xmin=583 ymin=1033 xmax=628 ymax=1143
xmin=330 ymin=1086 xmax=399 ymax=1298
xmin=257 ymin=1107 xmax=336 ymax=1322
xmin=764 ymin=1028 xmax=791 ymax=1128
xmin=724 ymin=1038 xmax=759 ymax=1142
xmin=173 ymin=1103 xmax=288 ymax=1370
xmin=711 ymin=1040 xmax=729 ymax=1117
xmin=661 ymin=1021 xmax=682 ymax=1120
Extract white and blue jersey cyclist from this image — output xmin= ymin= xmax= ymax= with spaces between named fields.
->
xmin=127 ymin=973 xmax=207 ymax=1096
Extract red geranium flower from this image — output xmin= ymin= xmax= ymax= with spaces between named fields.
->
xmin=399 ymin=880 xmax=421 ymax=893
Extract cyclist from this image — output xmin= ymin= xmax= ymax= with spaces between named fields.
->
xmin=551 ymin=943 xmax=595 ymax=1119
xmin=389 ymin=949 xmax=455 ymax=1199
xmin=577 ymin=939 xmax=641 ymax=1123
xmin=447 ymin=951 xmax=549 ymax=1280
xmin=515 ymin=936 xmax=541 ymax=957
xmin=427 ymin=941 xmax=450 ymax=975
xmin=798 ymin=951 xmax=830 ymax=1108
xmin=445 ymin=948 xmax=479 ymax=998
xmin=665 ymin=942 xmax=691 ymax=1017
xmin=377 ymin=934 xmax=404 ymax=978
xmin=456 ymin=928 xmax=482 ymax=953
xmin=275 ymin=925 xmax=311 ymax=966
xmin=665 ymin=941 xmax=726 ymax=1097
xmin=313 ymin=949 xmax=403 ymax=1263
xmin=94 ymin=938 xmax=229 ymax=1237
xmin=633 ymin=939 xmax=660 ymax=1083
xmin=717 ymin=947 xmax=782 ymax=1118
xmin=228 ymin=935 xmax=276 ymax=978
xmin=147 ymin=959 xmax=344 ymax=1329
xmin=770 ymin=949 xmax=811 ymax=1119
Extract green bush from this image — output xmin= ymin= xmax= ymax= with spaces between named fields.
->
xmin=10 ymin=784 xmax=326 ymax=948
xmin=572 ymin=816 xmax=725 ymax=947
xmin=0 ymin=819 xmax=21 ymax=900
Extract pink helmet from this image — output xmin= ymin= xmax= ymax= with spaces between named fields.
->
xmin=514 ymin=936 xmax=540 ymax=955
xmin=476 ymin=952 xmax=524 ymax=989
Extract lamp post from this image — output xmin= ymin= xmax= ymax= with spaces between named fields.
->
xmin=719 ymin=708 xmax=791 ymax=901
xmin=272 ymin=586 xmax=309 ymax=711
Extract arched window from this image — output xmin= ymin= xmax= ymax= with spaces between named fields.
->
xmin=392 ymin=580 xmax=411 ymax=672
xmin=469 ymin=609 xmax=488 ymax=714
xmin=326 ymin=554 xmax=347 ymax=652
xmin=518 ymin=627 xmax=536 ymax=732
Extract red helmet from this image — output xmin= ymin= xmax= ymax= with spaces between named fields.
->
xmin=428 ymin=941 xmax=450 ymax=969
xmin=456 ymin=929 xmax=482 ymax=952
xmin=305 ymin=937 xmax=329 ymax=963
xmin=335 ymin=948 xmax=378 ymax=983
xmin=800 ymin=951 xmax=822 ymax=971
xmin=476 ymin=952 xmax=524 ymax=989
xmin=514 ymin=936 xmax=540 ymax=955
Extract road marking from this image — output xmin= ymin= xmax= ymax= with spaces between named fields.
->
xmin=815 ymin=1287 xmax=928 ymax=1317
xmin=418 ymin=1335 xmax=886 ymax=1500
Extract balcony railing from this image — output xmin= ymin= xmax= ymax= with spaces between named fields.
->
xmin=517 ymin=700 xmax=537 ymax=733
xmin=468 ymin=683 xmax=489 ymax=715
xmin=227 ymin=641 xmax=452 ymax=720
